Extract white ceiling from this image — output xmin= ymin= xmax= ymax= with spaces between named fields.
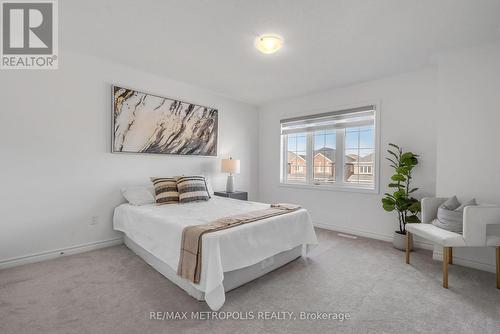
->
xmin=62 ymin=0 xmax=500 ymax=105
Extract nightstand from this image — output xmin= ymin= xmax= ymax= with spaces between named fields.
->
xmin=214 ymin=191 xmax=248 ymax=201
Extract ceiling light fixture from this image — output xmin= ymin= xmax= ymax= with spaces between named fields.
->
xmin=255 ymin=34 xmax=284 ymax=54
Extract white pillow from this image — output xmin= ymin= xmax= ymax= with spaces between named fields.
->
xmin=204 ymin=176 xmax=215 ymax=196
xmin=121 ymin=185 xmax=155 ymax=205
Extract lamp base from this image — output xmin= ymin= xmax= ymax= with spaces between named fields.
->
xmin=226 ymin=175 xmax=235 ymax=193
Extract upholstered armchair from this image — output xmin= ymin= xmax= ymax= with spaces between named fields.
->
xmin=405 ymin=197 xmax=500 ymax=289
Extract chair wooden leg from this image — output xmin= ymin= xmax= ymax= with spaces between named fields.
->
xmin=448 ymin=247 xmax=453 ymax=265
xmin=405 ymin=232 xmax=411 ymax=264
xmin=496 ymin=246 xmax=499 ymax=289
xmin=443 ymin=247 xmax=449 ymax=288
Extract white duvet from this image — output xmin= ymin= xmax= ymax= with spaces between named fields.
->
xmin=113 ymin=196 xmax=318 ymax=310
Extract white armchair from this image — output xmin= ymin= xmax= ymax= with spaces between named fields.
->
xmin=405 ymin=197 xmax=500 ymax=289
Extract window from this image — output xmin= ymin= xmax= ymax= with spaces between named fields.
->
xmin=280 ymin=105 xmax=378 ymax=191
xmin=313 ymin=130 xmax=336 ymax=183
xmin=286 ymin=132 xmax=307 ymax=182
xmin=345 ymin=125 xmax=375 ymax=186
xmin=359 ymin=166 xmax=373 ymax=174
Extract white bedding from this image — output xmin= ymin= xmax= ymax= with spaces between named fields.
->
xmin=113 ymin=196 xmax=318 ymax=310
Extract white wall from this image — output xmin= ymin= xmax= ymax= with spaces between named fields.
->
xmin=258 ymin=68 xmax=438 ymax=241
xmin=434 ymin=42 xmax=500 ymax=271
xmin=0 ymin=51 xmax=258 ymax=264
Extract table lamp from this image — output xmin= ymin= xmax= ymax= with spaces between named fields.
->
xmin=221 ymin=157 xmax=240 ymax=193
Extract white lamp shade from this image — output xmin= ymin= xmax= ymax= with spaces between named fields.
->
xmin=221 ymin=159 xmax=240 ymax=174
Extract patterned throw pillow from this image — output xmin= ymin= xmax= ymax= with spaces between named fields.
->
xmin=150 ymin=177 xmax=179 ymax=205
xmin=176 ymin=176 xmax=210 ymax=203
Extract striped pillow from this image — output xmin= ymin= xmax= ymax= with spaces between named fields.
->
xmin=150 ymin=177 xmax=179 ymax=205
xmin=177 ymin=176 xmax=210 ymax=203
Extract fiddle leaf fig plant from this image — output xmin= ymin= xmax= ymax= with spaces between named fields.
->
xmin=381 ymin=143 xmax=421 ymax=234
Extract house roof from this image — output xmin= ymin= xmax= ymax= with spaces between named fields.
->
xmin=288 ymin=148 xmax=373 ymax=164
xmin=314 ymin=152 xmax=332 ymax=163
xmin=314 ymin=147 xmax=336 ymax=162
xmin=345 ymin=155 xmax=357 ymax=163
xmin=358 ymin=153 xmax=374 ymax=163
xmin=288 ymin=151 xmax=306 ymax=162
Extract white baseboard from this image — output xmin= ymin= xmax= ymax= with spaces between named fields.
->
xmin=433 ymin=250 xmax=496 ymax=273
xmin=0 ymin=237 xmax=124 ymax=270
xmin=312 ymin=222 xmax=495 ymax=273
xmin=312 ymin=221 xmax=434 ymax=250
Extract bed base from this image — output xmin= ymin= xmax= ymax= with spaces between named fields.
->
xmin=124 ymin=235 xmax=302 ymax=301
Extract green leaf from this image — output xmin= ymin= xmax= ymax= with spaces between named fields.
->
xmin=382 ymin=196 xmax=395 ymax=202
xmin=388 ymin=183 xmax=402 ymax=188
xmin=388 ymin=143 xmax=400 ymax=149
xmin=408 ymin=201 xmax=421 ymax=213
xmin=385 ymin=157 xmax=398 ymax=167
xmin=391 ymin=174 xmax=406 ymax=182
xmin=382 ymin=203 xmax=395 ymax=212
xmin=401 ymin=153 xmax=418 ymax=167
xmin=387 ymin=150 xmax=399 ymax=160
xmin=401 ymin=152 xmax=414 ymax=160
xmin=408 ymin=188 xmax=419 ymax=193
xmin=405 ymin=215 xmax=421 ymax=224
xmin=396 ymin=167 xmax=409 ymax=175
xmin=393 ymin=190 xmax=406 ymax=199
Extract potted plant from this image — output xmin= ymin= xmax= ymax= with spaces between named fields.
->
xmin=381 ymin=143 xmax=421 ymax=251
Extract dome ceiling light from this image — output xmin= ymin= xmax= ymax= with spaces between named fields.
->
xmin=255 ymin=34 xmax=284 ymax=54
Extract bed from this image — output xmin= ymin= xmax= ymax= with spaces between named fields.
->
xmin=113 ymin=196 xmax=318 ymax=310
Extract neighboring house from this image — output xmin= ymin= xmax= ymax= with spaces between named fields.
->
xmin=287 ymin=148 xmax=373 ymax=184
xmin=352 ymin=153 xmax=374 ymax=184
xmin=313 ymin=147 xmax=335 ymax=181
xmin=355 ymin=153 xmax=374 ymax=174
xmin=313 ymin=151 xmax=335 ymax=181
xmin=312 ymin=147 xmax=357 ymax=182
xmin=287 ymin=151 xmax=306 ymax=180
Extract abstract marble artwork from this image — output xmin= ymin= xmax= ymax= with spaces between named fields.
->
xmin=112 ymin=86 xmax=218 ymax=156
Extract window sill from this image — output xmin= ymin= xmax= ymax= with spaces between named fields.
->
xmin=279 ymin=182 xmax=379 ymax=194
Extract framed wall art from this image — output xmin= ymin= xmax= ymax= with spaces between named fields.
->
xmin=112 ymin=85 xmax=218 ymax=156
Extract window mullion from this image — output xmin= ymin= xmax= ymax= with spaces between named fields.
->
xmin=282 ymin=134 xmax=288 ymax=183
xmin=335 ymin=130 xmax=344 ymax=184
xmin=306 ymin=132 xmax=313 ymax=185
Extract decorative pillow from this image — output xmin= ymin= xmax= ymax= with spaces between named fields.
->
xmin=432 ymin=197 xmax=477 ymax=233
xmin=176 ymin=176 xmax=210 ymax=203
xmin=434 ymin=208 xmax=464 ymax=233
xmin=173 ymin=175 xmax=214 ymax=195
xmin=121 ymin=185 xmax=155 ymax=206
xmin=440 ymin=196 xmax=461 ymax=210
xmin=150 ymin=177 xmax=180 ymax=205
xmin=455 ymin=198 xmax=477 ymax=212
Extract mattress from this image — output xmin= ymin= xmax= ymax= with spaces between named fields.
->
xmin=113 ymin=196 xmax=318 ymax=310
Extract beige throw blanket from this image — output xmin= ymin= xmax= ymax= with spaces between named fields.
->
xmin=177 ymin=203 xmax=301 ymax=283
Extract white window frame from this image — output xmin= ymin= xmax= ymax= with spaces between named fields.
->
xmin=280 ymin=102 xmax=380 ymax=194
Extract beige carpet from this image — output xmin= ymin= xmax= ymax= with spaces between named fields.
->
xmin=1 ymin=228 xmax=499 ymax=334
